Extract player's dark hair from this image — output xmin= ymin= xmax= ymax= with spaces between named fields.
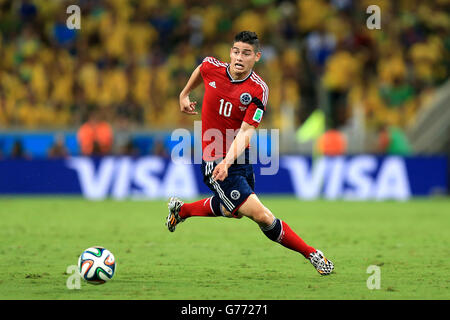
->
xmin=233 ymin=31 xmax=260 ymax=52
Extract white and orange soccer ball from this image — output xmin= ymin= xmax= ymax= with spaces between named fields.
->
xmin=78 ymin=246 xmax=116 ymax=284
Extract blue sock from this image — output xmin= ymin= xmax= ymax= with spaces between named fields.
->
xmin=261 ymin=218 xmax=282 ymax=242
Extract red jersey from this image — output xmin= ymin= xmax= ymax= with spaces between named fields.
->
xmin=199 ymin=56 xmax=269 ymax=161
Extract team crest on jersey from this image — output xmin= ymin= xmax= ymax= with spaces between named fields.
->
xmin=240 ymin=92 xmax=252 ymax=105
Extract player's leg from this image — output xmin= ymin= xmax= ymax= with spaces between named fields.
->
xmin=165 ymin=195 xmax=223 ymax=232
xmin=166 ymin=160 xmax=228 ymax=232
xmin=232 ymin=194 xmax=314 ymax=257
xmin=178 ymin=196 xmax=219 ymax=219
xmin=236 ymin=194 xmax=334 ymax=275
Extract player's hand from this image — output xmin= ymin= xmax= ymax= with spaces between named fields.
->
xmin=180 ymin=95 xmax=198 ymax=115
xmin=212 ymin=161 xmax=229 ymax=181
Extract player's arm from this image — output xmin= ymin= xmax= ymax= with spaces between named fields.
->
xmin=212 ymin=121 xmax=255 ymax=182
xmin=179 ymin=65 xmax=203 ymax=115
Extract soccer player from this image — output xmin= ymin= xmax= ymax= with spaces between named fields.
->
xmin=166 ymin=31 xmax=334 ymax=275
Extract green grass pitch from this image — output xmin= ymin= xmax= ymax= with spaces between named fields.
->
xmin=0 ymin=196 xmax=449 ymax=300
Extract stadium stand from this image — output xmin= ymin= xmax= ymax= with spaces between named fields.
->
xmin=0 ymin=0 xmax=448 ymax=157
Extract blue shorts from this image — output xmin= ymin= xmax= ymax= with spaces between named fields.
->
xmin=201 ymin=160 xmax=255 ymax=216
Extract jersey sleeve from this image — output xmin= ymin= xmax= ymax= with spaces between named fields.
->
xmin=200 ymin=56 xmax=227 ymax=77
xmin=243 ymin=80 xmax=269 ymax=128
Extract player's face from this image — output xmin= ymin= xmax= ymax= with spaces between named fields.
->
xmin=229 ymin=42 xmax=261 ymax=79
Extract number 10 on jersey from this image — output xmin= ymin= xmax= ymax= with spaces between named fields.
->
xmin=219 ymin=99 xmax=232 ymax=117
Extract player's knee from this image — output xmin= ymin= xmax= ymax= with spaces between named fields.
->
xmin=251 ymin=206 xmax=274 ymax=227
xmin=236 ymin=195 xmax=274 ymax=227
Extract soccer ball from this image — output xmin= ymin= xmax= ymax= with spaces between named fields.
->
xmin=78 ymin=246 xmax=116 ymax=284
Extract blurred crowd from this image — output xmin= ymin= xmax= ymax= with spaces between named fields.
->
xmin=0 ymin=0 xmax=449 ymax=156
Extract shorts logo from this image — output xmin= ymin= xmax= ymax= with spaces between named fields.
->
xmin=240 ymin=93 xmax=252 ymax=105
xmin=230 ymin=190 xmax=241 ymax=200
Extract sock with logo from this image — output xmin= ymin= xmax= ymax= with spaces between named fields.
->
xmin=261 ymin=218 xmax=316 ymax=258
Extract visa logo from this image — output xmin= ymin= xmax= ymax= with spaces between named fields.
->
xmin=66 ymin=157 xmax=198 ymax=200
xmin=282 ymin=156 xmax=411 ymax=200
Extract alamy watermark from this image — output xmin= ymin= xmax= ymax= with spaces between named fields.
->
xmin=66 ymin=265 xmax=82 ymax=290
xmin=170 ymin=121 xmax=280 ymax=176
xmin=366 ymin=265 xmax=381 ymax=290
xmin=67 ymin=4 xmax=380 ymax=31
xmin=366 ymin=5 xmax=381 ymax=30
xmin=66 ymin=5 xmax=81 ymax=30
xmin=62 ymin=3 xmax=379 ymax=177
